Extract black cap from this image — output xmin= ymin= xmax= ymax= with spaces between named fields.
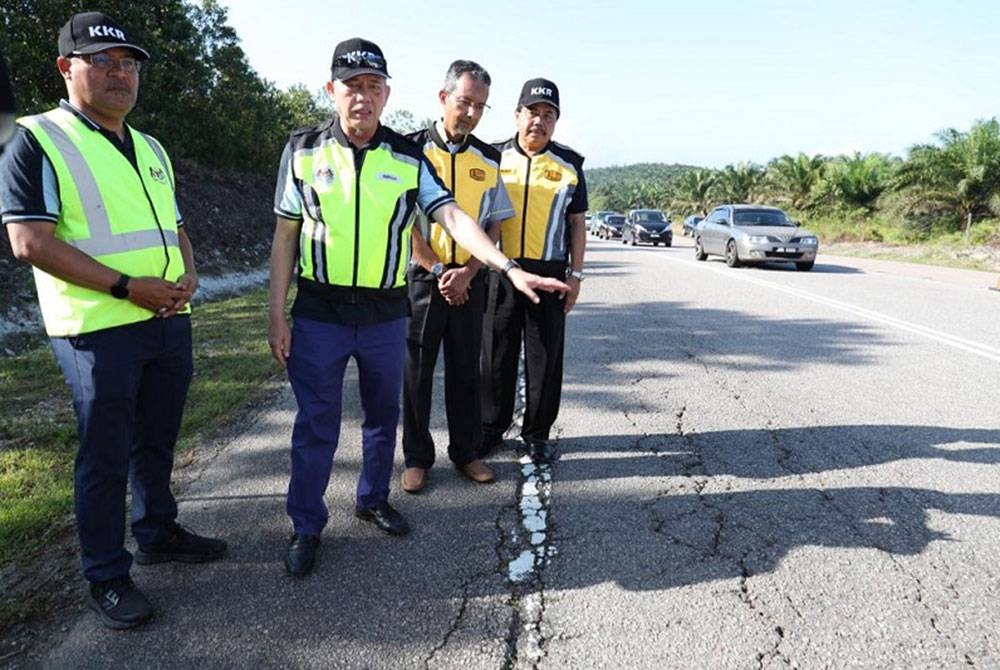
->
xmin=330 ymin=38 xmax=389 ymax=81
xmin=58 ymin=12 xmax=150 ymax=60
xmin=518 ymin=78 xmax=560 ymax=117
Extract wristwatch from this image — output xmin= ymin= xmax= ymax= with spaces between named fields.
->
xmin=500 ymin=259 xmax=520 ymax=277
xmin=110 ymin=273 xmax=131 ymax=299
xmin=430 ymin=262 xmax=445 ymax=278
xmin=566 ymin=268 xmax=585 ymax=282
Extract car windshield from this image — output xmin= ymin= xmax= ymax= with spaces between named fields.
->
xmin=734 ymin=210 xmax=793 ymax=227
xmin=634 ymin=211 xmax=665 ymax=223
xmin=606 ymin=216 xmax=625 ymax=226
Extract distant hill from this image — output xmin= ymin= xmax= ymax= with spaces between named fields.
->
xmin=587 ymin=163 xmax=702 ymax=213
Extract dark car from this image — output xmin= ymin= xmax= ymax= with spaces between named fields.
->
xmin=622 ymin=209 xmax=672 ymax=247
xmin=595 ymin=213 xmax=626 ymax=239
xmin=682 ymin=215 xmax=703 ymax=237
xmin=694 ymin=204 xmax=819 ymax=271
xmin=587 ymin=210 xmax=613 ymax=235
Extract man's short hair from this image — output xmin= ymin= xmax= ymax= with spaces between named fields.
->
xmin=443 ymin=60 xmax=491 ymax=93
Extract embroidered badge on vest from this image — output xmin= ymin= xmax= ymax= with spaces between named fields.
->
xmin=544 ymin=170 xmax=563 ymax=182
xmin=469 ymin=168 xmax=486 ymax=182
xmin=148 ymin=166 xmax=168 ymax=184
xmin=314 ymin=166 xmax=336 ymax=186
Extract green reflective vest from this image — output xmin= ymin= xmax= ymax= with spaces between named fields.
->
xmin=290 ymin=127 xmax=421 ymax=289
xmin=18 ymin=107 xmax=185 ymax=336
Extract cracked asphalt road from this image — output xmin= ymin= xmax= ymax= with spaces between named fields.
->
xmin=32 ymin=241 xmax=1000 ymax=669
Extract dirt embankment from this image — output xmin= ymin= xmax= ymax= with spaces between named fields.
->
xmin=0 ymin=160 xmax=276 ymax=340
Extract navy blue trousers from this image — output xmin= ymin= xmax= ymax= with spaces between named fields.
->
xmin=286 ymin=317 xmax=406 ymax=535
xmin=50 ymin=316 xmax=192 ymax=583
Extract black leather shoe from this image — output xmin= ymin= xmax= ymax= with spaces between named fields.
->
xmin=522 ymin=437 xmax=553 ymax=463
xmin=355 ymin=502 xmax=410 ymax=536
xmin=478 ymin=432 xmax=504 ymax=458
xmin=285 ymin=533 xmax=320 ymax=578
xmin=87 ymin=576 xmax=153 ymax=630
xmin=134 ymin=522 xmax=227 ymax=565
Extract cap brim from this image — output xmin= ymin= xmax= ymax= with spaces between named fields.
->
xmin=333 ymin=67 xmax=390 ymax=82
xmin=72 ymin=42 xmax=151 ymax=60
xmin=520 ymin=97 xmax=560 ymax=115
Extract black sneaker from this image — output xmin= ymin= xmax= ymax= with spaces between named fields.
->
xmin=87 ymin=576 xmax=153 ymax=630
xmin=134 ymin=523 xmax=227 ymax=565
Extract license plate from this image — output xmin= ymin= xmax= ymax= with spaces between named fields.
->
xmin=775 ymin=247 xmax=793 ymax=253
xmin=650 ymin=234 xmax=660 ymax=239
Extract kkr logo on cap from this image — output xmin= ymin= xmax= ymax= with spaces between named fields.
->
xmin=469 ymin=168 xmax=486 ymax=182
xmin=89 ymin=25 xmax=127 ymax=41
xmin=530 ymin=87 xmax=553 ymax=97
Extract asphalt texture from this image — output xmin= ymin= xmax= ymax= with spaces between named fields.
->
xmin=29 ymin=236 xmax=1000 ymax=669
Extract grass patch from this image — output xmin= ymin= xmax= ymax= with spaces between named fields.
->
xmin=0 ymin=287 xmax=281 ymax=567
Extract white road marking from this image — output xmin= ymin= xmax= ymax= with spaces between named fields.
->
xmin=631 ymin=245 xmax=1000 ymax=364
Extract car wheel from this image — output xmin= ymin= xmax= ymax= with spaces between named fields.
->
xmin=725 ymin=240 xmax=741 ymax=268
xmin=665 ymin=241 xmax=672 ymax=247
xmin=795 ymin=261 xmax=815 ymax=271
xmin=694 ymin=237 xmax=707 ymax=261
xmin=652 ymin=242 xmax=659 ymax=246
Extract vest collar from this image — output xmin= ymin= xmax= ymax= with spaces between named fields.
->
xmin=331 ymin=115 xmax=385 ymax=150
xmin=430 ymin=119 xmax=471 ymax=154
xmin=511 ymin=134 xmax=551 ymax=159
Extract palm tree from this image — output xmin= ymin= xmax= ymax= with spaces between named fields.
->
xmin=893 ymin=118 xmax=1000 ymax=236
xmin=765 ymin=154 xmax=826 ymax=210
xmin=673 ymin=169 xmax=717 ymax=215
xmin=819 ymin=152 xmax=895 ymax=213
xmin=713 ymin=162 xmax=764 ymax=203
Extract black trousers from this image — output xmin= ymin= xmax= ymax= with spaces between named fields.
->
xmin=480 ymin=259 xmax=566 ymax=444
xmin=402 ymin=268 xmax=486 ymax=469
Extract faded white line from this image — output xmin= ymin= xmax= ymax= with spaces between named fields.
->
xmin=643 ymin=247 xmax=1000 ymax=364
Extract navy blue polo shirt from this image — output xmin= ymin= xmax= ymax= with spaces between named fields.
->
xmin=0 ymin=99 xmax=183 ymax=227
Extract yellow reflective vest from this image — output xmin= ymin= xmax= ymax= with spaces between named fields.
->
xmin=408 ymin=124 xmax=511 ymax=266
xmin=495 ymin=137 xmax=587 ymax=262
xmin=18 ymin=107 xmax=185 ymax=337
xmin=283 ymin=121 xmax=441 ymax=289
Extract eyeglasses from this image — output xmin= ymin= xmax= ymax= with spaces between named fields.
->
xmin=452 ymin=96 xmax=490 ymax=113
xmin=72 ymin=53 xmax=142 ymax=74
xmin=333 ymin=50 xmax=385 ymax=70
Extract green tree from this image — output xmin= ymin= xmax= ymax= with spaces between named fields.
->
xmin=765 ymin=154 xmax=826 ymax=210
xmin=713 ymin=162 xmax=764 ymax=203
xmin=819 ymin=152 xmax=895 ymax=213
xmin=893 ymin=118 xmax=1000 ymax=234
xmin=672 ymin=168 xmax=717 ymax=215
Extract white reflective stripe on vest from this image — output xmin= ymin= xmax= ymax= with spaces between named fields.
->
xmin=34 ymin=115 xmax=178 ymax=256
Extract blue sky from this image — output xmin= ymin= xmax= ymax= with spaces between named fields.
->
xmin=219 ymin=0 xmax=999 ymax=169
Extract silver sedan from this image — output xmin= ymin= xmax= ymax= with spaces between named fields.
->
xmin=694 ymin=204 xmax=819 ymax=271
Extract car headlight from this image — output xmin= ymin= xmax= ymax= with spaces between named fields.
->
xmin=748 ymin=235 xmax=768 ymax=244
xmin=800 ymin=237 xmax=818 ymax=246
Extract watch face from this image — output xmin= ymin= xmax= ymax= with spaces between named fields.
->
xmin=111 ymin=284 xmax=129 ymax=299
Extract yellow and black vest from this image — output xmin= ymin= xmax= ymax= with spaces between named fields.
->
xmin=495 ymin=137 xmax=586 ymax=262
xmin=18 ymin=107 xmax=184 ymax=337
xmin=285 ymin=120 xmax=439 ymax=290
xmin=408 ymin=124 xmax=508 ymax=266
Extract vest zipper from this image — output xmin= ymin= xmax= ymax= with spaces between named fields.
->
xmin=520 ymin=153 xmax=531 ymax=259
xmin=352 ymin=146 xmax=366 ymax=288
xmin=449 ymin=151 xmax=457 ymax=264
